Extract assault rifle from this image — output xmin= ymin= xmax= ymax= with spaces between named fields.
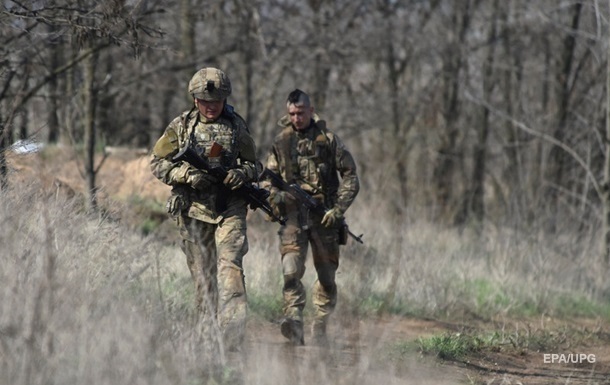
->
xmin=260 ymin=168 xmax=364 ymax=244
xmin=173 ymin=143 xmax=286 ymax=225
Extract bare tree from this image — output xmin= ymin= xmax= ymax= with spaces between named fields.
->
xmin=82 ymin=43 xmax=99 ymax=212
xmin=544 ymin=2 xmax=583 ymax=231
xmin=604 ymin=0 xmax=610 ymax=265
xmin=1 ymin=0 xmax=609 ymax=252
xmin=432 ymin=0 xmax=477 ymax=222
xmin=456 ymin=0 xmax=500 ymax=229
xmin=0 ymin=0 xmax=164 ymax=195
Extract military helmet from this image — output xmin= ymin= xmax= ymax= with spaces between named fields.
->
xmin=188 ymin=67 xmax=232 ymax=101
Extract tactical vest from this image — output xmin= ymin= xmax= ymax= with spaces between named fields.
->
xmin=178 ymin=105 xmax=247 ymax=168
xmin=172 ymin=106 xmax=249 ymax=222
xmin=278 ymin=120 xmax=340 ymax=207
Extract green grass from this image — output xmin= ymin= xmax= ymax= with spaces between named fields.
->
xmin=553 ymin=294 xmax=610 ymax=318
xmin=353 ymin=292 xmax=427 ymax=318
xmin=247 ymin=292 xmax=284 ymax=321
xmin=451 ymin=278 xmax=610 ymax=320
xmin=417 ymin=332 xmax=492 ymax=361
xmin=463 ymin=278 xmax=512 ymax=311
xmin=404 ymin=323 xmax=602 ymax=364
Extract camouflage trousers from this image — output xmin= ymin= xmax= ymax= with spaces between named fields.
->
xmin=177 ymin=214 xmax=248 ymax=351
xmin=278 ymin=209 xmax=339 ymax=326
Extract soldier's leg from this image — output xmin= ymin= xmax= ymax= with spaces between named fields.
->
xmin=178 ymin=216 xmax=218 ymax=319
xmin=215 ymin=212 xmax=248 ymax=351
xmin=310 ymin=224 xmax=340 ymax=344
xmin=278 ymin=222 xmax=308 ymax=344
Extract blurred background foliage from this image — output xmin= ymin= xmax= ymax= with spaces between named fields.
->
xmin=2 ymin=0 xmax=610 ymax=239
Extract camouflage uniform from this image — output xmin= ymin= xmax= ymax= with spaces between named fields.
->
xmin=263 ymin=112 xmax=359 ymax=344
xmin=150 ymin=68 xmax=257 ymax=350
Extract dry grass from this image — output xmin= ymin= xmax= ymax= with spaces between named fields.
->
xmin=1 ymin=160 xmax=609 ymax=385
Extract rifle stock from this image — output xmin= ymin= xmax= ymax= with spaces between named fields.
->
xmin=261 ymin=168 xmax=364 ymax=244
xmin=173 ymin=145 xmax=286 ymax=225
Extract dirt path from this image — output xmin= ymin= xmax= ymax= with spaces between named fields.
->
xmin=240 ymin=316 xmax=462 ymax=384
xmin=239 ymin=316 xmax=610 ymax=385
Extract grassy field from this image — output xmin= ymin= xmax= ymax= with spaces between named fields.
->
xmin=1 ymin=153 xmax=609 ymax=385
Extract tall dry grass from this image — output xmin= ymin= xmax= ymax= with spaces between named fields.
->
xmin=1 ymin=170 xmax=608 ymax=385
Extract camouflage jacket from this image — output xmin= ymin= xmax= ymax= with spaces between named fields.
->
xmin=150 ymin=105 xmax=257 ymax=223
xmin=263 ymin=114 xmax=359 ymax=214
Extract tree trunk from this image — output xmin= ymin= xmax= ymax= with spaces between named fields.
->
xmin=0 ymin=109 xmax=6 ymax=189
xmin=309 ymin=0 xmax=330 ymax=111
xmin=62 ymin=44 xmax=76 ymax=146
xmin=500 ymin=1 xmax=525 ymax=220
xmin=180 ymin=0 xmax=195 ymax=107
xmin=457 ymin=1 xmax=499 ymax=228
xmin=83 ymin=47 xmax=98 ymax=212
xmin=545 ymin=2 xmax=582 ymax=229
xmin=433 ymin=1 xmax=473 ymax=222
xmin=18 ymin=109 xmax=28 ymax=140
xmin=47 ymin=23 xmax=61 ymax=143
xmin=603 ymin=15 xmax=610 ymax=265
xmin=384 ymin=13 xmax=409 ymax=213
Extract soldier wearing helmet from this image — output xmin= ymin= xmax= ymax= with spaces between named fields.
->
xmin=151 ymin=67 xmax=257 ymax=352
xmin=261 ymin=89 xmax=360 ymax=346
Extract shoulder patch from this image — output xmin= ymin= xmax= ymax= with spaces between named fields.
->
xmin=152 ymin=129 xmax=179 ymax=158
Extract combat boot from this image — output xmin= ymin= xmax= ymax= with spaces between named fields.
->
xmin=311 ymin=319 xmax=328 ymax=347
xmin=280 ymin=317 xmax=304 ymax=345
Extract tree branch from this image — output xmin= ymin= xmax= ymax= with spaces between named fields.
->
xmin=464 ymin=90 xmax=603 ymax=202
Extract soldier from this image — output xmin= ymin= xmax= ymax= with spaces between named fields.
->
xmin=150 ymin=67 xmax=257 ymax=351
xmin=262 ymin=89 xmax=360 ymax=345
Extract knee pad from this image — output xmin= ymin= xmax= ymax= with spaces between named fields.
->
xmin=282 ymin=252 xmax=300 ymax=276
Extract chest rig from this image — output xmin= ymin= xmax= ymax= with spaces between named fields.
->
xmin=180 ymin=107 xmax=239 ymax=168
xmin=281 ymin=121 xmax=336 ymax=204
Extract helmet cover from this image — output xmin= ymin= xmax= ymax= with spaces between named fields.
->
xmin=188 ymin=67 xmax=231 ymax=101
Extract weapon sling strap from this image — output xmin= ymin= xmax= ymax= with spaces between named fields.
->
xmin=181 ymin=106 xmax=198 ymax=148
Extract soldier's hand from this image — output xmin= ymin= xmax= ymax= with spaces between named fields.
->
xmin=186 ymin=169 xmax=218 ymax=190
xmin=270 ymin=191 xmax=286 ymax=206
xmin=223 ymin=169 xmax=246 ymax=190
xmin=321 ymin=207 xmax=343 ymax=227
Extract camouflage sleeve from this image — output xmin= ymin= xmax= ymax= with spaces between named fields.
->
xmin=332 ymin=134 xmax=360 ymax=213
xmin=150 ymin=117 xmax=191 ymax=186
xmin=260 ymin=145 xmax=281 ymax=196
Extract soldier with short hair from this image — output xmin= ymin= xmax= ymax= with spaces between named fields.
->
xmin=262 ymin=89 xmax=360 ymax=345
xmin=150 ymin=67 xmax=257 ymax=351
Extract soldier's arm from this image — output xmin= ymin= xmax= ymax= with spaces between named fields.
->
xmin=332 ymin=135 xmax=360 ymax=213
xmin=150 ymin=118 xmax=193 ymax=186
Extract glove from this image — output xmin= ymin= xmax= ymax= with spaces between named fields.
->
xmin=223 ymin=169 xmax=246 ymax=190
xmin=270 ymin=191 xmax=286 ymax=207
xmin=186 ymin=169 xmax=218 ymax=190
xmin=321 ymin=207 xmax=343 ymax=228
xmin=268 ymin=191 xmax=288 ymax=221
